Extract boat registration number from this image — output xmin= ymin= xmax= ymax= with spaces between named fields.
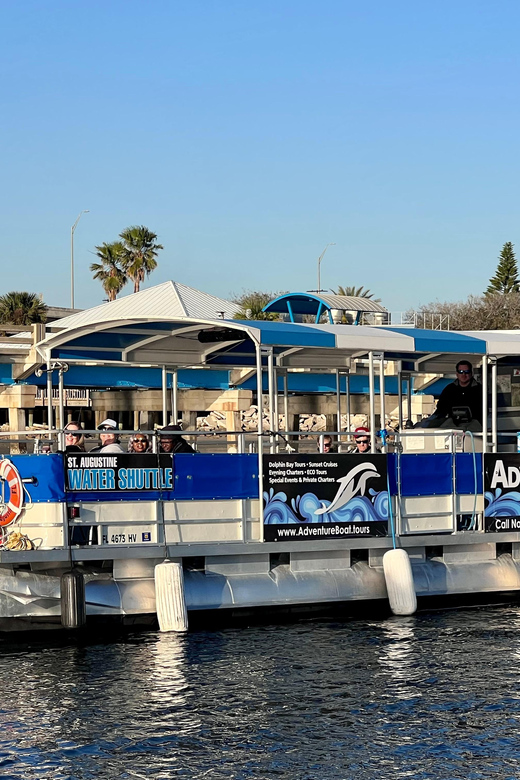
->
xmin=101 ymin=526 xmax=156 ymax=545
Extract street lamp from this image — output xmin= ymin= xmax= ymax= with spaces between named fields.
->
xmin=317 ymin=243 xmax=336 ymax=294
xmin=71 ymin=210 xmax=89 ymax=308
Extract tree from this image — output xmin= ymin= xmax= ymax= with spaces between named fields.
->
xmin=333 ymin=285 xmax=381 ymax=302
xmin=232 ymin=290 xmax=282 ymax=320
xmin=0 ymin=292 xmax=47 ymax=324
xmin=119 ymin=226 xmax=164 ymax=293
xmin=486 ymin=242 xmax=520 ymax=294
xmin=406 ymin=293 xmax=520 ymax=330
xmin=90 ymin=242 xmax=127 ymax=301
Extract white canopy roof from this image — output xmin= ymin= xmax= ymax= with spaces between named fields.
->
xmin=51 ymin=281 xmax=241 ymax=332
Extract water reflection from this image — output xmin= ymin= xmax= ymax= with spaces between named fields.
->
xmin=1 ymin=607 xmax=520 ymax=778
xmin=378 ymin=617 xmax=422 ymax=699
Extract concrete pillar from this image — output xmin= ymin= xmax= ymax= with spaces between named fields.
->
xmin=224 ymin=410 xmax=241 ymax=452
xmin=180 ymin=411 xmax=197 ymax=430
xmin=139 ymin=411 xmax=155 ymax=431
xmin=324 ymin=414 xmax=336 ymax=434
xmin=287 ymin=414 xmax=300 ymax=440
xmin=133 ymin=411 xmax=140 ymax=431
xmin=8 ymin=408 xmax=26 ymax=454
xmin=28 ymin=411 xmax=34 ymax=427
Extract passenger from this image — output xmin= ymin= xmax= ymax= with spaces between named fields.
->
xmin=64 ymin=422 xmax=85 ymax=452
xmin=432 ymin=360 xmax=483 ymax=428
xmin=317 ymin=435 xmax=337 ymax=453
xmin=348 ymin=426 xmax=378 ymax=454
xmin=90 ymin=418 xmax=124 ymax=453
xmin=159 ymin=424 xmax=195 ymax=454
xmin=128 ymin=433 xmax=152 ymax=453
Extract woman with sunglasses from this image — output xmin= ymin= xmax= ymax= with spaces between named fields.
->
xmin=64 ymin=422 xmax=86 ymax=452
xmin=127 ymin=433 xmax=152 ymax=453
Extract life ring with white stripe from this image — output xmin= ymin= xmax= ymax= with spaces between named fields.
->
xmin=0 ymin=459 xmax=24 ymax=527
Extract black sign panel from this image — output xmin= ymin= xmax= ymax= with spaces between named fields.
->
xmin=65 ymin=453 xmax=174 ymax=492
xmin=484 ymin=453 xmax=520 ymax=532
xmin=263 ymin=454 xmax=388 ymax=542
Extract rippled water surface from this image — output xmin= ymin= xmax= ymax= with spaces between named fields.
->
xmin=2 ymin=606 xmax=520 ymax=779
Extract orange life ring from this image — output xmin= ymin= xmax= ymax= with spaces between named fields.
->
xmin=0 ymin=459 xmax=24 ymax=527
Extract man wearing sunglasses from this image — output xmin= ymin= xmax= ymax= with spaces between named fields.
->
xmin=348 ymin=426 xmax=377 ymax=454
xmin=433 ymin=360 xmax=483 ymax=427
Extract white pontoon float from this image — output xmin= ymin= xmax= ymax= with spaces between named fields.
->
xmin=0 ymin=314 xmax=520 ymax=631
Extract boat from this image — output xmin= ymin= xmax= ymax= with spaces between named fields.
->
xmin=1 ymin=304 xmax=520 ymax=631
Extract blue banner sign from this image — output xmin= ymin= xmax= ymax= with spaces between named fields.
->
xmin=65 ymin=453 xmax=173 ymax=492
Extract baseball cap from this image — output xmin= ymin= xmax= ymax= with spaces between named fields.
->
xmin=354 ymin=426 xmax=370 ymax=438
xmin=97 ymin=418 xmax=118 ymax=430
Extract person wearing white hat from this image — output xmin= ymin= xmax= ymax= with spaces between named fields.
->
xmin=90 ymin=418 xmax=124 ymax=453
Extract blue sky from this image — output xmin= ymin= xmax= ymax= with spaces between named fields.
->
xmin=2 ymin=0 xmax=520 ymax=313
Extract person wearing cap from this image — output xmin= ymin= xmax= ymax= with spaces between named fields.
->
xmin=159 ymin=424 xmax=195 ymax=454
xmin=90 ymin=418 xmax=124 ymax=453
xmin=348 ymin=426 xmax=377 ymax=454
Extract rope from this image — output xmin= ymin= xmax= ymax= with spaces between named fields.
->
xmin=387 ymin=470 xmax=397 ymax=550
xmin=464 ymin=430 xmax=478 ymax=531
xmin=0 ymin=528 xmax=36 ymax=551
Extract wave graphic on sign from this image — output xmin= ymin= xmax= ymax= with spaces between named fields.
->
xmin=263 ymin=488 xmax=388 ymax=525
xmin=485 ymin=487 xmax=520 ymax=517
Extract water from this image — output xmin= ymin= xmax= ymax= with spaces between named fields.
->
xmin=1 ymin=605 xmax=520 ymax=779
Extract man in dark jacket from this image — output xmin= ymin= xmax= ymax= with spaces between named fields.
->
xmin=434 ymin=360 xmax=482 ymax=425
xmin=159 ymin=424 xmax=195 ymax=454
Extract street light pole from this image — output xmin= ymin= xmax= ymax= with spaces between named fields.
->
xmin=317 ymin=242 xmax=336 ymax=294
xmin=71 ymin=210 xmax=89 ymax=309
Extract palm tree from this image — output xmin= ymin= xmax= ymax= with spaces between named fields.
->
xmin=0 ymin=292 xmax=47 ymax=324
xmin=333 ymin=285 xmax=381 ymax=302
xmin=90 ymin=242 xmax=127 ymax=302
xmin=119 ymin=226 xmax=164 ymax=293
xmin=232 ymin=290 xmax=280 ymax=320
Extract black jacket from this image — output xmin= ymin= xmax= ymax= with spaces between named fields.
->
xmin=435 ymin=379 xmax=483 ymax=423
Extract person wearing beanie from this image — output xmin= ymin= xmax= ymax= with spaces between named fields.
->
xmin=159 ymin=424 xmax=195 ymax=454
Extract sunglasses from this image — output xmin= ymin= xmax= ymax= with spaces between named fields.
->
xmin=356 ymin=439 xmax=369 ymax=444
xmin=65 ymin=432 xmax=80 ymax=437
xmin=100 ymin=426 xmax=115 ymax=431
xmin=457 ymin=369 xmax=471 ymax=375
xmin=134 ymin=438 xmax=147 ymax=444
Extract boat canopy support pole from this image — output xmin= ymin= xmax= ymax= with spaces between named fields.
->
xmin=491 ymin=357 xmax=497 ymax=452
xmin=161 ymin=366 xmax=168 ymax=427
xmin=379 ymin=354 xmax=385 ymax=450
xmin=346 ymin=369 xmax=351 ymax=432
xmin=273 ymin=363 xmax=280 ymax=450
xmin=58 ymin=367 xmax=65 ymax=449
xmin=46 ymin=360 xmax=53 ymax=433
xmin=406 ymin=373 xmax=412 ymax=423
xmin=256 ymin=343 xmax=264 ymax=541
xmin=267 ymin=348 xmax=275 ymax=452
xmin=171 ymin=369 xmax=178 ymax=426
xmin=369 ymin=351 xmax=376 ymax=451
xmin=283 ymin=371 xmax=289 ymax=434
xmin=335 ymin=369 xmax=341 ymax=436
xmin=397 ymin=362 xmax=403 ymax=431
xmin=481 ymin=357 xmax=488 ymax=453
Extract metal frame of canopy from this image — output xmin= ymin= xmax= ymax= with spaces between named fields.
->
xmin=34 ymin=316 xmax=494 ymax=542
